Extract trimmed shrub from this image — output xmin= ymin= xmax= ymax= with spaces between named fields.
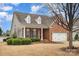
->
xmin=7 ymin=38 xmax=32 ymax=45
xmin=31 ymin=37 xmax=40 ymax=42
xmin=74 ymin=34 xmax=79 ymax=41
xmin=7 ymin=38 xmax=13 ymax=45
xmin=12 ymin=38 xmax=22 ymax=45
xmin=21 ymin=38 xmax=32 ymax=45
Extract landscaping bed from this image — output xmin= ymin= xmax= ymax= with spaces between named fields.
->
xmin=6 ymin=37 xmax=40 ymax=45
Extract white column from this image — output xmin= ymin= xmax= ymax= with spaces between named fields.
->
xmin=24 ymin=27 xmax=25 ymax=38
xmin=41 ymin=28 xmax=43 ymax=41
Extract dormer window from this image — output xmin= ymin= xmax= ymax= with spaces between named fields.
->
xmin=35 ymin=16 xmax=41 ymax=24
xmin=25 ymin=15 xmax=31 ymax=23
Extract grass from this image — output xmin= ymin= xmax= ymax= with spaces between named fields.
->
xmin=0 ymin=42 xmax=7 ymax=45
xmin=0 ymin=41 xmax=79 ymax=56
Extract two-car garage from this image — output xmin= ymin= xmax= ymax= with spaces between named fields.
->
xmin=50 ymin=24 xmax=68 ymax=42
xmin=52 ymin=32 xmax=67 ymax=42
xmin=50 ymin=21 xmax=78 ymax=42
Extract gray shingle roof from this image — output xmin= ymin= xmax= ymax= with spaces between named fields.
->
xmin=14 ymin=12 xmax=54 ymax=28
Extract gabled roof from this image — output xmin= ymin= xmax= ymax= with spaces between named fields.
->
xmin=13 ymin=12 xmax=54 ymax=28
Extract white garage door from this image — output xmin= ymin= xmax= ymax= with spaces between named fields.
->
xmin=52 ymin=32 xmax=67 ymax=42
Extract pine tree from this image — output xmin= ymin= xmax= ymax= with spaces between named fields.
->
xmin=0 ymin=27 xmax=3 ymax=36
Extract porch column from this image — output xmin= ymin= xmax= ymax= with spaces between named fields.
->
xmin=24 ymin=27 xmax=25 ymax=38
xmin=41 ymin=28 xmax=43 ymax=41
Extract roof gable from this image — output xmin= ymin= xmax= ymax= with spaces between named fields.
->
xmin=35 ymin=16 xmax=41 ymax=24
xmin=25 ymin=15 xmax=31 ymax=24
xmin=13 ymin=12 xmax=54 ymax=28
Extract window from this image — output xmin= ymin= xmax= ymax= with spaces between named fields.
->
xmin=26 ymin=29 xmax=30 ymax=37
xmin=35 ymin=16 xmax=41 ymax=24
xmin=37 ymin=29 xmax=40 ymax=39
xmin=32 ymin=29 xmax=36 ymax=38
xmin=25 ymin=15 xmax=31 ymax=23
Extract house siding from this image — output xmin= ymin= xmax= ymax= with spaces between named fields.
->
xmin=11 ymin=13 xmax=23 ymax=37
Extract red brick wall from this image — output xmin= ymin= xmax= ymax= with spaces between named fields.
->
xmin=43 ymin=29 xmax=50 ymax=42
xmin=50 ymin=24 xmax=67 ymax=32
xmin=49 ymin=23 xmax=68 ymax=42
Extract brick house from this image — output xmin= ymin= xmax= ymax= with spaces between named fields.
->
xmin=11 ymin=12 xmax=68 ymax=43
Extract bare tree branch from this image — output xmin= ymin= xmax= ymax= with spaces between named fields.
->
xmin=47 ymin=3 xmax=79 ymax=49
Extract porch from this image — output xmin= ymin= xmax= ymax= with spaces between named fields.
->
xmin=22 ymin=28 xmax=44 ymax=41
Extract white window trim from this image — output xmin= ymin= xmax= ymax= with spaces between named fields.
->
xmin=25 ymin=15 xmax=31 ymax=24
xmin=35 ymin=16 xmax=41 ymax=24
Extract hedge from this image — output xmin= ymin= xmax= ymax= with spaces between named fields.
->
xmin=7 ymin=38 xmax=32 ymax=45
xmin=31 ymin=37 xmax=40 ymax=42
xmin=7 ymin=38 xmax=13 ymax=45
xmin=74 ymin=34 xmax=79 ymax=41
xmin=12 ymin=38 xmax=22 ymax=45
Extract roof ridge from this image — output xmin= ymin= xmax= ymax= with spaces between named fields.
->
xmin=13 ymin=11 xmax=51 ymax=17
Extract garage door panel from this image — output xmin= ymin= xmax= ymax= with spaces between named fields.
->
xmin=52 ymin=33 xmax=67 ymax=42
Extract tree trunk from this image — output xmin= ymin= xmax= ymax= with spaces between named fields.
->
xmin=68 ymin=30 xmax=73 ymax=49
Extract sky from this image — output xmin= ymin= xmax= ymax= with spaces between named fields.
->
xmin=0 ymin=3 xmax=50 ymax=33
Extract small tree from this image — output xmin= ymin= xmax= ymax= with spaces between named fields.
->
xmin=0 ymin=27 xmax=3 ymax=36
xmin=74 ymin=34 xmax=79 ymax=41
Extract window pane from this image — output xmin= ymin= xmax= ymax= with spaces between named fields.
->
xmin=26 ymin=29 xmax=30 ymax=37
xmin=38 ymin=29 xmax=40 ymax=39
xmin=32 ymin=29 xmax=36 ymax=38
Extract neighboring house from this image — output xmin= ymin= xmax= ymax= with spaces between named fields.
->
xmin=11 ymin=12 xmax=69 ymax=43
